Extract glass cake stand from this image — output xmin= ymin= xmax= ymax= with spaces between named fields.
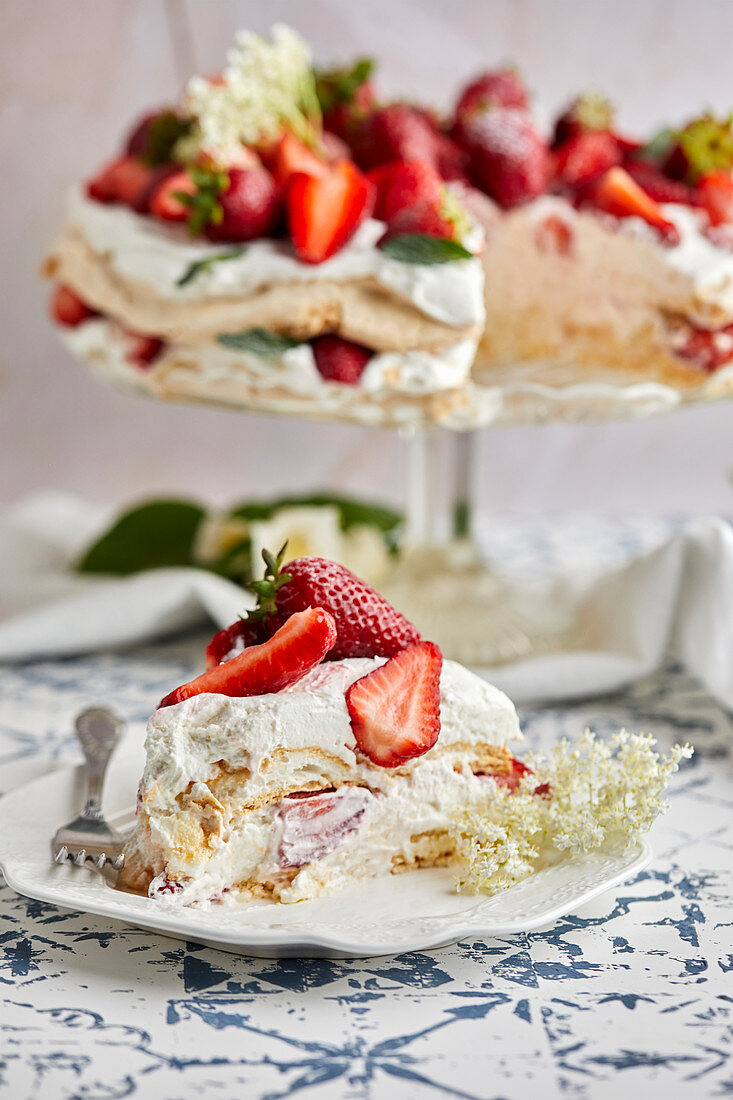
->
xmin=78 ymin=341 xmax=733 ymax=670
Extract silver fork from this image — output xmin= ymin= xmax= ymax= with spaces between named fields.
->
xmin=52 ymin=706 xmax=126 ymax=871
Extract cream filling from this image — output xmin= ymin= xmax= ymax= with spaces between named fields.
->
xmin=65 ymin=186 xmax=486 ymax=328
xmin=59 ymin=317 xmax=478 ymax=396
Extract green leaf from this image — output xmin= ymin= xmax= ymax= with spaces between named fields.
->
xmin=378 ymin=233 xmax=473 ymax=264
xmin=315 ymin=57 xmax=375 ymax=112
xmin=139 ymin=111 xmax=193 ymax=167
xmin=177 ymin=248 xmax=247 ymax=288
xmin=641 ymin=126 xmax=676 ymax=162
xmin=217 ymin=329 xmax=304 ymax=358
xmin=77 ymin=500 xmax=206 ymax=576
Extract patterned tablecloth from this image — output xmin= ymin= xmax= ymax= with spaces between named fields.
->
xmin=0 ymin=516 xmax=731 ymax=1099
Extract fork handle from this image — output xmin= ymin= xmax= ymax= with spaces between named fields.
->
xmin=74 ymin=706 xmax=125 ymax=816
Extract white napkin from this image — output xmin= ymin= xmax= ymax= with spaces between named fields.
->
xmin=0 ymin=493 xmax=731 ymax=709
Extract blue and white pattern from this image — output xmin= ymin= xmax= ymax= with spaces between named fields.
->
xmin=1 ymin=517 xmax=731 ymax=1099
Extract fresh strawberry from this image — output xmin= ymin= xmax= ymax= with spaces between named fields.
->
xmin=552 ymin=92 xmax=615 ymax=148
xmin=370 ymin=160 xmax=443 ymax=222
xmin=554 ymin=130 xmax=621 ymax=188
xmin=378 ymin=199 xmax=458 ymax=243
xmin=625 ymin=161 xmax=696 ymax=205
xmin=271 ymin=132 xmax=329 ymax=187
xmin=125 ymin=108 xmax=191 ymax=166
xmin=288 ymin=160 xmax=375 ymax=263
xmin=205 ymin=167 xmax=281 ymax=242
xmin=345 ymin=640 xmax=442 ymax=767
xmin=205 ymin=617 xmax=266 ymax=669
xmin=434 ymin=134 xmax=470 ymax=183
xmin=312 ymin=335 xmax=372 ymax=384
xmin=87 ymin=155 xmax=158 ymax=211
xmin=316 ymin=58 xmax=376 ymax=140
xmin=493 ymin=757 xmax=531 ymax=792
xmin=664 ymin=113 xmax=733 ymax=183
xmin=454 ymin=68 xmax=528 ymax=134
xmin=159 ymin=606 xmax=337 ymax=708
xmin=148 ymin=169 xmax=198 ymax=221
xmin=462 ymin=107 xmax=550 ymax=207
xmin=534 ymin=213 xmax=574 ymax=255
xmin=243 ymin=548 xmax=422 ymax=660
xmin=320 ymin=130 xmax=352 ymax=163
xmin=696 ymin=170 xmax=733 ymax=226
xmin=671 ymin=320 xmax=733 ymax=372
xmin=587 ymin=166 xmax=679 ymax=242
xmin=123 ymin=331 xmax=164 ymax=368
xmin=351 ymin=105 xmax=438 ymax=171
xmin=50 ymin=285 xmax=97 ymax=327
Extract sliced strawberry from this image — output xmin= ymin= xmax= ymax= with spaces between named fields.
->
xmin=288 ymin=160 xmax=375 ymax=263
xmin=587 ymin=166 xmax=679 ymax=242
xmin=312 ymin=335 xmax=373 ymax=384
xmin=86 ymin=155 xmax=157 ymax=211
xmin=671 ymin=320 xmax=733 ymax=372
xmin=123 ymin=331 xmax=164 ymax=368
xmin=369 ymin=160 xmax=444 ymax=222
xmin=206 ymin=617 xmax=266 ymax=668
xmin=148 ymin=169 xmax=197 ymax=221
xmin=271 ymin=132 xmax=329 ymax=187
xmin=625 ymin=161 xmax=696 ymax=205
xmin=696 ymin=170 xmax=733 ymax=226
xmin=50 ymin=285 xmax=97 ymax=327
xmin=277 ymin=787 xmax=372 ymax=868
xmin=159 ymin=606 xmax=337 ymax=708
xmin=345 ymin=640 xmax=442 ymax=767
xmin=554 ymin=131 xmax=621 ymax=188
xmin=493 ymin=757 xmax=531 ymax=792
xmin=205 ymin=167 xmax=281 ymax=242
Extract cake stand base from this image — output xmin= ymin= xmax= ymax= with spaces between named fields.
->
xmin=388 ymin=429 xmax=571 ymax=668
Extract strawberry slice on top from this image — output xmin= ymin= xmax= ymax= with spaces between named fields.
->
xmin=159 ymin=606 xmax=336 ymax=708
xmin=345 ymin=640 xmax=442 ymax=767
xmin=288 ymin=159 xmax=375 ymax=263
xmin=586 ymin=166 xmax=679 ymax=243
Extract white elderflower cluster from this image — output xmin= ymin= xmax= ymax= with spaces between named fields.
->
xmin=178 ymin=25 xmax=320 ymax=163
xmin=453 ymin=730 xmax=692 ymax=896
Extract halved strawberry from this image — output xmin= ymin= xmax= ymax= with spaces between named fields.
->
xmin=149 ymin=169 xmax=197 ymax=221
xmin=288 ymin=160 xmax=375 ymax=263
xmin=369 ymin=160 xmax=444 ymax=222
xmin=50 ymin=285 xmax=97 ymax=327
xmin=696 ymin=170 xmax=733 ymax=226
xmin=345 ymin=640 xmax=442 ymax=767
xmin=159 ymin=606 xmax=337 ymax=708
xmin=272 ymin=132 xmax=329 ymax=186
xmin=587 ymin=166 xmax=679 ymax=242
xmin=206 ymin=617 xmax=266 ymax=669
xmin=312 ymin=335 xmax=373 ymax=384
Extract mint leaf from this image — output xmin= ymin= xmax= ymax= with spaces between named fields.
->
xmin=217 ymin=329 xmax=304 ymax=358
xmin=177 ymin=248 xmax=247 ymax=288
xmin=77 ymin=500 xmax=206 ymax=576
xmin=378 ymin=233 xmax=473 ymax=264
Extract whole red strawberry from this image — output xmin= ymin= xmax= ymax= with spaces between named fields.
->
xmin=210 ymin=547 xmax=422 ymax=664
xmin=462 ymin=107 xmax=550 ymax=207
xmin=352 ymin=105 xmax=438 ymax=171
xmin=312 ymin=335 xmax=372 ymax=384
xmin=370 ymin=160 xmax=444 ymax=221
xmin=554 ymin=130 xmax=621 ymax=188
xmin=316 ymin=58 xmax=377 ymax=140
xmin=378 ymin=199 xmax=459 ymax=243
xmin=454 ymin=68 xmax=528 ymax=135
xmin=206 ymin=167 xmax=282 ymax=242
xmin=625 ymin=161 xmax=696 ymax=206
xmin=551 ymin=92 xmax=616 ymax=148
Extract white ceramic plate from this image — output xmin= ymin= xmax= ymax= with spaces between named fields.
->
xmin=0 ymin=751 xmax=651 ymax=958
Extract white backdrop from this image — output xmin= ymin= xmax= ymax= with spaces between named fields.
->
xmin=2 ymin=0 xmax=732 ymax=516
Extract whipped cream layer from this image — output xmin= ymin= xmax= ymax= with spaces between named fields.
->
xmin=60 ymin=317 xmax=477 ymax=398
xmin=661 ymin=204 xmax=733 ymax=315
xmin=65 ymin=187 xmax=486 ymax=328
xmin=136 ymin=657 xmax=520 ymax=905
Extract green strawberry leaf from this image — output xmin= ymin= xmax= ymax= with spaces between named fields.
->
xmin=76 ymin=500 xmax=206 ymax=576
xmin=378 ymin=233 xmax=473 ymax=264
xmin=140 ymin=111 xmax=193 ymax=167
xmin=177 ymin=248 xmax=247 ymax=287
xmin=217 ymin=329 xmax=304 ymax=358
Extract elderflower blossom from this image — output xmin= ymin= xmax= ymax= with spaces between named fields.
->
xmin=178 ymin=25 xmax=320 ymax=163
xmin=452 ymin=730 xmax=692 ymax=897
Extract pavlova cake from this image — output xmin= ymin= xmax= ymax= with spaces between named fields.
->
xmin=119 ymin=549 xmax=526 ymax=905
xmin=44 ymin=27 xmax=485 ymax=429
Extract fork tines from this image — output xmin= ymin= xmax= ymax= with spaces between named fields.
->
xmin=53 ymin=845 xmax=124 ymax=870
